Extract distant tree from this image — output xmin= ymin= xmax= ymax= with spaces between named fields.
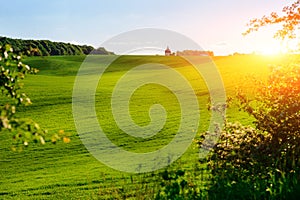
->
xmin=81 ymin=45 xmax=95 ymax=55
xmin=244 ymin=0 xmax=300 ymax=40
xmin=176 ymin=50 xmax=214 ymax=56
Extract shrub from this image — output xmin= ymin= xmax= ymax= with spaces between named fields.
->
xmin=237 ymin=64 xmax=300 ymax=171
xmin=203 ymin=63 xmax=300 ymax=199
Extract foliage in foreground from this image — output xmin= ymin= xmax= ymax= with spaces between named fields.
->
xmin=157 ymin=63 xmax=300 ymax=199
xmin=0 ymin=45 xmax=69 ymax=149
xmin=204 ymin=63 xmax=300 ymax=199
xmin=244 ymin=0 xmax=300 ymax=40
xmin=206 ymin=122 xmax=299 ymax=199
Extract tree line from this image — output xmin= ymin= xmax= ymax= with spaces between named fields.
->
xmin=176 ymin=50 xmax=214 ymax=57
xmin=0 ymin=36 xmax=114 ymax=56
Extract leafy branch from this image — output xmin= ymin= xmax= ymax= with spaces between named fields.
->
xmin=0 ymin=45 xmax=70 ymax=149
xmin=243 ymin=0 xmax=300 ymax=40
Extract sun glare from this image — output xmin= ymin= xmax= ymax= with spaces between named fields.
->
xmin=258 ymin=43 xmax=288 ymax=56
xmin=260 ymin=47 xmax=279 ymax=55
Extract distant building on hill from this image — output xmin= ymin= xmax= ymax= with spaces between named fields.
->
xmin=165 ymin=46 xmax=171 ymax=56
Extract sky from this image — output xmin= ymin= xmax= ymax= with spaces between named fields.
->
xmin=0 ymin=0 xmax=294 ymax=55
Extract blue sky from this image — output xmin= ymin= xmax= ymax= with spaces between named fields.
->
xmin=0 ymin=0 xmax=291 ymax=55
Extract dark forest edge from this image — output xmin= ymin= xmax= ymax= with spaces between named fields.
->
xmin=0 ymin=36 xmax=114 ymax=56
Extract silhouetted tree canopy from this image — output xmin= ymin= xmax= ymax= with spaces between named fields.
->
xmin=244 ymin=0 xmax=300 ymax=40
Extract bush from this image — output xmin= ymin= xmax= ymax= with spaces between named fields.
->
xmin=206 ymin=122 xmax=299 ymax=199
xmin=202 ymin=63 xmax=300 ymax=199
xmin=237 ymin=64 xmax=300 ymax=171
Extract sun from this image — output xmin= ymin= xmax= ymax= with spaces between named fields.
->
xmin=260 ymin=47 xmax=281 ymax=55
xmin=258 ymin=42 xmax=288 ymax=56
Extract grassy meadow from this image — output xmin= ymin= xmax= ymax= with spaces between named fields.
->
xmin=0 ymin=54 xmax=298 ymax=199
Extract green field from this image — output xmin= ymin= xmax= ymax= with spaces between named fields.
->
xmin=0 ymin=54 xmax=297 ymax=199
